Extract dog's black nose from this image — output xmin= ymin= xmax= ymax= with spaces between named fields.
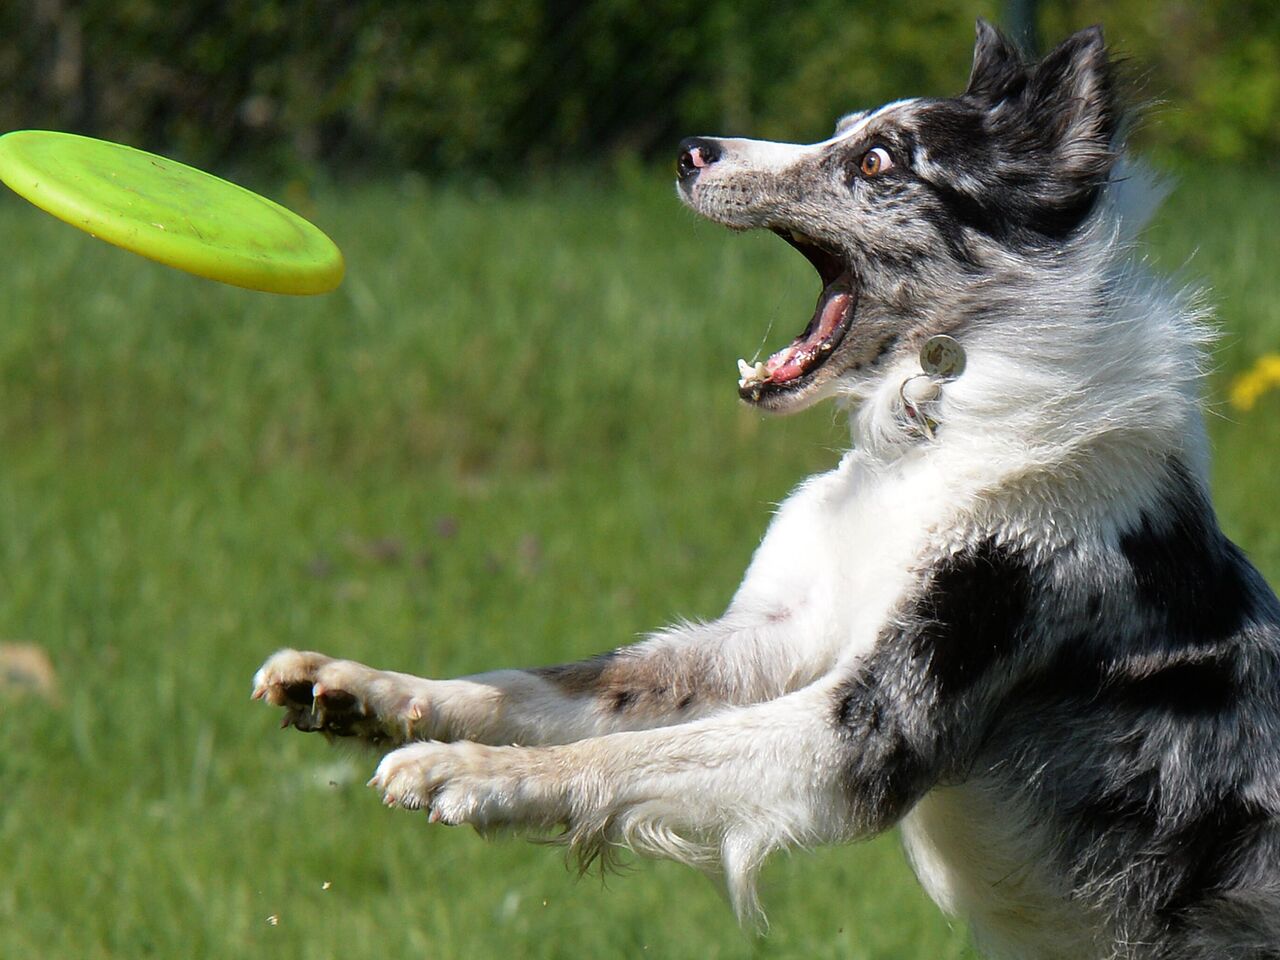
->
xmin=677 ymin=137 xmax=722 ymax=181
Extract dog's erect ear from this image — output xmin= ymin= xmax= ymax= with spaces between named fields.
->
xmin=966 ymin=19 xmax=1026 ymax=102
xmin=1025 ymin=26 xmax=1118 ymax=177
xmin=970 ymin=23 xmax=1120 ymax=236
xmin=941 ymin=25 xmax=1122 ymax=241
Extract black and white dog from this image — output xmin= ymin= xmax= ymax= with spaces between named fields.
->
xmin=253 ymin=22 xmax=1280 ymax=959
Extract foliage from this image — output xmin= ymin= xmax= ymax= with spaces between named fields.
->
xmin=0 ymin=1 xmax=1276 ymax=176
xmin=1041 ymin=0 xmax=1280 ymax=164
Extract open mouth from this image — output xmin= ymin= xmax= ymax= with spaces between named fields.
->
xmin=737 ymin=230 xmax=857 ymax=402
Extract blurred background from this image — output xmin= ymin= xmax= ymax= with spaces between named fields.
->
xmin=3 ymin=0 xmax=1277 ymax=178
xmin=1 ymin=4 xmax=1278 ymax=960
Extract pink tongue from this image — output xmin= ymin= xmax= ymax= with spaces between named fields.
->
xmin=765 ymin=290 xmax=851 ymax=383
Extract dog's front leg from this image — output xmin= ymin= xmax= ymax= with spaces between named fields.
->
xmin=251 ymin=603 xmax=839 ymax=750
xmin=368 ymin=667 xmax=944 ymax=922
xmin=253 ymin=462 xmax=866 ymax=748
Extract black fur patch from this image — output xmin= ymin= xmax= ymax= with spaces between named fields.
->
xmin=1160 ymin=794 xmax=1270 ymax=918
xmin=1119 ymin=459 xmax=1255 ymax=644
xmin=872 ymin=333 xmax=899 ymax=363
xmin=829 ymin=539 xmax=1036 ymax=819
xmin=534 ymin=652 xmax=619 ymax=695
xmin=1114 ymin=655 xmax=1238 ymax=717
xmin=834 ymin=674 xmax=886 ymax=731
xmin=1069 ymin=768 xmax=1160 ymax=839
xmin=833 ymin=676 xmax=933 ymax=827
xmin=908 ymin=538 xmax=1035 ymax=696
xmin=914 ymin=100 xmax=1107 ymax=246
xmin=921 ymin=176 xmax=1019 ymax=243
xmin=1023 ymin=635 xmax=1241 ymax=720
xmin=609 ymin=689 xmax=635 ymax=713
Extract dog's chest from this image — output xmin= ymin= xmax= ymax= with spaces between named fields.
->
xmin=733 ymin=450 xmax=971 ymax=661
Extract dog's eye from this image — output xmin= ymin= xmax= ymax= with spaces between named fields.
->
xmin=859 ymin=146 xmax=894 ymax=177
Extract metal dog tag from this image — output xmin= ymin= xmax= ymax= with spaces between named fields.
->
xmin=920 ymin=335 xmax=966 ymax=380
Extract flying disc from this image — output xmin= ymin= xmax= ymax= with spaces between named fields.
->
xmin=0 ymin=130 xmax=343 ymax=295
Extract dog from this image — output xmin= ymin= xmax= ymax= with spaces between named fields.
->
xmin=252 ymin=21 xmax=1280 ymax=959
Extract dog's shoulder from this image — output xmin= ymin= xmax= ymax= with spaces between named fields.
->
xmin=1035 ymin=454 xmax=1280 ymax=704
xmin=910 ymin=450 xmax=1280 ymax=691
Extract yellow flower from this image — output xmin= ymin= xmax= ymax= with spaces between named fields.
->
xmin=1229 ymin=354 xmax=1280 ymax=411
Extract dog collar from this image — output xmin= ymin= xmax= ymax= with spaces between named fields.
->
xmin=901 ymin=335 xmax=966 ymax=440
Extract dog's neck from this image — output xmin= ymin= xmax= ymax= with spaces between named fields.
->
xmin=841 ymin=213 xmax=1212 ymax=527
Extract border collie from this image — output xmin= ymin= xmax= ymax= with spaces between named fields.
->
xmin=252 ymin=21 xmax=1280 ymax=959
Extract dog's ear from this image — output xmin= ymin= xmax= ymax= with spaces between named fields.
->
xmin=966 ymin=19 xmax=1026 ymax=103
xmin=928 ymin=23 xmax=1122 ymax=241
xmin=1024 ymin=25 xmax=1119 ymax=183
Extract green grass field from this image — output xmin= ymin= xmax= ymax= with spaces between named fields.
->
xmin=1 ymin=165 xmax=1277 ymax=960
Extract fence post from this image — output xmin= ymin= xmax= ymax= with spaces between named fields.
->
xmin=1004 ymin=0 xmax=1041 ymax=56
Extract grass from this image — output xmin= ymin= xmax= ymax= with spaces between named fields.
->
xmin=1 ymin=162 xmax=1278 ymax=960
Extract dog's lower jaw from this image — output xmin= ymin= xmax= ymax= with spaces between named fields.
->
xmin=741 ymin=371 xmax=846 ymax=414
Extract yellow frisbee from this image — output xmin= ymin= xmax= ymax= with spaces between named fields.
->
xmin=0 ymin=130 xmax=344 ymax=295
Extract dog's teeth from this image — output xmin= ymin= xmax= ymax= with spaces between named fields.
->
xmin=737 ymin=359 xmax=770 ymax=389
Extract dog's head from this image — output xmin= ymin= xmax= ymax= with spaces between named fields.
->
xmin=676 ymin=21 xmax=1120 ymax=413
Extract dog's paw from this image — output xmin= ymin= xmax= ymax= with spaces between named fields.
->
xmin=370 ymin=742 xmax=564 ymax=828
xmin=252 ymin=648 xmax=333 ymax=712
xmin=251 ymin=649 xmax=429 ymax=743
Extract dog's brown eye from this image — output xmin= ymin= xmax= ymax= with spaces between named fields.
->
xmin=860 ymin=146 xmax=893 ymax=177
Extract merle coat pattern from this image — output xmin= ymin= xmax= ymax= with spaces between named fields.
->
xmin=251 ymin=22 xmax=1280 ymax=959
